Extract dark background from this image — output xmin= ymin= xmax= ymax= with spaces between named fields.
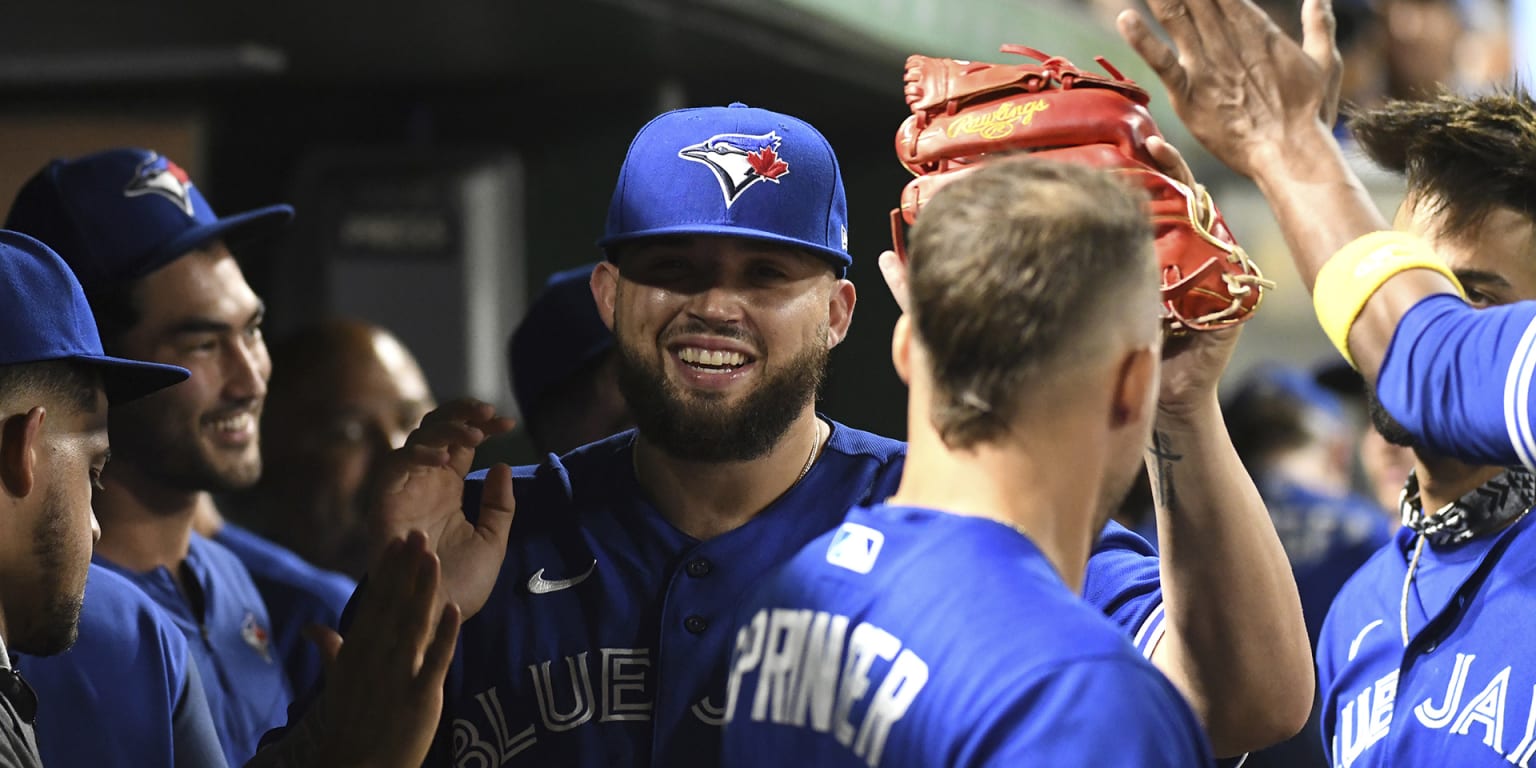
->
xmin=1 ymin=0 xmax=931 ymax=440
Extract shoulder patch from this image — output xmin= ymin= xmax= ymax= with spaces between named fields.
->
xmin=826 ymin=522 xmax=884 ymax=574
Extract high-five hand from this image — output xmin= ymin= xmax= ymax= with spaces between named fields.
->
xmin=1117 ymin=0 xmax=1342 ymax=178
xmin=315 ymin=532 xmax=461 ymax=768
xmin=371 ymin=398 xmax=517 ymax=619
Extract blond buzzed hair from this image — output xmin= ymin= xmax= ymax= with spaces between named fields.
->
xmin=906 ymin=157 xmax=1156 ymax=448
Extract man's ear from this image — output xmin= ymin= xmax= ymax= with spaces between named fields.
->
xmin=591 ymin=262 xmax=619 ymax=332
xmin=890 ymin=314 xmax=913 ymax=386
xmin=1110 ymin=347 xmax=1158 ymax=429
xmin=0 ymin=407 xmax=45 ymax=499
xmin=827 ymin=279 xmax=857 ymax=349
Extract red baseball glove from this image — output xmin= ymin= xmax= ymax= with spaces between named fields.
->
xmin=891 ymin=44 xmax=1273 ymax=332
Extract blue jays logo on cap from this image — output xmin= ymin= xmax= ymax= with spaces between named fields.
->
xmin=3 ymin=147 xmax=294 ymax=292
xmin=123 ymin=153 xmax=196 ymax=217
xmin=599 ymin=104 xmax=850 ymax=274
xmin=678 ymin=131 xmax=790 ymax=208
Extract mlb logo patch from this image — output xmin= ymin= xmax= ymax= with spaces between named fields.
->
xmin=826 ymin=522 xmax=884 ymax=574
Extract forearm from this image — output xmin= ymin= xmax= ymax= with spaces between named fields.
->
xmin=1145 ymin=397 xmax=1312 ymax=756
xmin=1248 ymin=131 xmax=1469 ymax=385
xmin=1369 ymin=294 xmax=1536 ymax=468
xmin=1249 ymin=130 xmax=1391 ymax=291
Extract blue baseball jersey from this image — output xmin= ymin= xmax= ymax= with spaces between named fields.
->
xmin=1317 ymin=513 xmax=1536 ymax=767
xmin=214 ymin=522 xmax=357 ymax=694
xmin=427 ymin=421 xmax=1167 ymax=767
xmin=97 ymin=534 xmax=293 ymax=768
xmin=720 ymin=504 xmax=1213 ymax=767
xmin=1376 ymin=293 xmax=1536 ymax=468
xmin=17 ymin=564 xmax=227 ymax=768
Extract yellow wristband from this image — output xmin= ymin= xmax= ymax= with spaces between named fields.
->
xmin=1313 ymin=231 xmax=1466 ymax=369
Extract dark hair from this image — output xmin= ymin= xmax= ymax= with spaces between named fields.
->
xmin=1225 ymin=392 xmax=1318 ymax=469
xmin=0 ymin=360 xmax=101 ymax=415
xmin=905 ymin=157 xmax=1154 ymax=448
xmin=1351 ymin=87 xmax=1536 ymax=239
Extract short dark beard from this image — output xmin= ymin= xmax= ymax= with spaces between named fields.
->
xmin=22 ymin=484 xmax=85 ymax=656
xmin=108 ymin=395 xmax=262 ymax=496
xmin=615 ymin=322 xmax=827 ymax=463
xmin=1365 ymin=386 xmax=1419 ymax=448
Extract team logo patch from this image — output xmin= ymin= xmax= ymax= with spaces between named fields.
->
xmin=678 ymin=131 xmax=789 ymax=208
xmin=241 ymin=611 xmax=273 ymax=662
xmin=826 ymin=522 xmax=884 ymax=574
xmin=123 ymin=152 xmax=196 ymax=216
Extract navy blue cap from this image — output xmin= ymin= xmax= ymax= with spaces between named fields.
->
xmin=508 ymin=264 xmax=613 ymax=416
xmin=598 ymin=103 xmax=850 ymax=275
xmin=4 ymin=148 xmax=292 ymax=292
xmin=0 ymin=230 xmax=188 ymax=404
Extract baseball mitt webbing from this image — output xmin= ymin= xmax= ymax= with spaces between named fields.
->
xmin=891 ymin=44 xmax=1273 ymax=333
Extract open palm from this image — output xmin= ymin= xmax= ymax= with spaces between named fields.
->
xmin=372 ymin=399 xmax=517 ymax=619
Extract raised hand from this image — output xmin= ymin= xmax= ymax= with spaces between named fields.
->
xmin=370 ymin=398 xmax=517 ymax=619
xmin=1157 ymin=326 xmax=1242 ymax=420
xmin=1117 ymin=0 xmax=1342 ymax=178
xmin=314 ymin=532 xmax=461 ymax=768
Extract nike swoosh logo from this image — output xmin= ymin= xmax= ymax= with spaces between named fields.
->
xmin=527 ymin=560 xmax=597 ymax=595
xmin=1348 ymin=619 xmax=1385 ymax=661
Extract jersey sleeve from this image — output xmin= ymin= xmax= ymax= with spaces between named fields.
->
xmin=174 ymin=659 xmax=231 ymax=768
xmin=22 ymin=566 xmax=193 ymax=768
xmin=964 ymin=657 xmax=1213 ymax=766
xmin=1376 ymin=293 xmax=1536 ymax=469
xmin=1081 ymin=521 xmax=1165 ymax=658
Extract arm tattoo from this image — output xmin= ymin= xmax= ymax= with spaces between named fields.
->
xmin=1147 ymin=430 xmax=1184 ymax=510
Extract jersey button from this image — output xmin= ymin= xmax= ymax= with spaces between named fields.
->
xmin=686 ymin=558 xmax=713 ymax=578
xmin=684 ymin=615 xmax=708 ymax=634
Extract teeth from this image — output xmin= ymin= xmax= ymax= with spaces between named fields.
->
xmin=679 ymin=347 xmax=748 ymax=368
xmin=211 ymin=414 xmax=253 ymax=432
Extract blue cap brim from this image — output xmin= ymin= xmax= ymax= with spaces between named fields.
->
xmin=599 ymin=224 xmax=851 ymax=271
xmin=140 ymin=204 xmax=294 ymax=282
xmin=71 ymin=354 xmax=190 ymax=405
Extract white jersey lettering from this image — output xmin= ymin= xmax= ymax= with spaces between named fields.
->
xmin=761 ymin=609 xmax=814 ymax=724
xmin=854 ymin=648 xmax=929 ymax=767
xmin=724 ymin=609 xmax=930 ymax=766
xmin=835 ymin=622 xmax=900 ymax=748
xmin=530 ymin=652 xmax=596 ymax=732
xmin=789 ymin=611 xmax=849 ymax=731
xmin=1416 ymin=653 xmax=1477 ymax=729
xmin=1452 ymin=665 xmax=1511 ymax=752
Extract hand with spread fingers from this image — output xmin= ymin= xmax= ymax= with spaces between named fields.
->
xmin=1117 ymin=0 xmax=1343 ymax=179
xmin=371 ymin=398 xmax=517 ymax=620
xmin=312 ymin=532 xmax=461 ymax=768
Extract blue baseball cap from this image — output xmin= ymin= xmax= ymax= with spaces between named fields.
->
xmin=4 ymin=148 xmax=293 ymax=292
xmin=0 ymin=230 xmax=188 ymax=404
xmin=598 ymin=103 xmax=850 ymax=275
xmin=508 ymin=264 xmax=613 ymax=415
xmin=1229 ymin=363 xmax=1348 ymax=423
